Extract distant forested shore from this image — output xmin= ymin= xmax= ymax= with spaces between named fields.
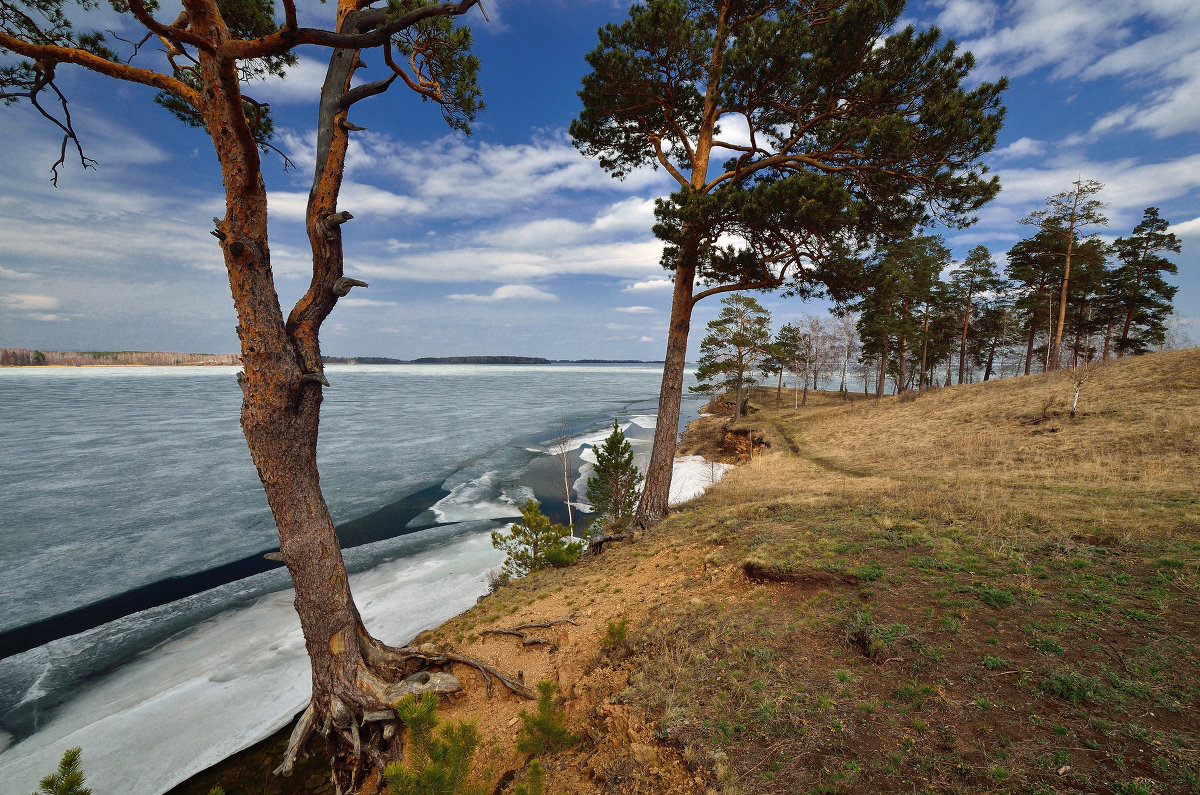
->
xmin=0 ymin=349 xmax=662 ymax=367
xmin=0 ymin=348 xmax=240 ymax=366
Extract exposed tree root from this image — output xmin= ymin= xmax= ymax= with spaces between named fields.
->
xmin=587 ymin=532 xmax=630 ymax=555
xmin=273 ymin=627 xmax=536 ymax=791
xmin=480 ymin=613 xmax=578 ymax=648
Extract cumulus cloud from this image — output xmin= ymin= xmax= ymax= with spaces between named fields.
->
xmin=1170 ymin=216 xmax=1200 ymax=237
xmin=990 ymin=137 xmax=1046 ymax=160
xmin=615 ymin=306 xmax=654 ymax=313
xmin=446 ymin=285 xmax=559 ymax=303
xmin=251 ymin=57 xmax=333 ymax=105
xmin=623 ymin=279 xmax=673 ymax=292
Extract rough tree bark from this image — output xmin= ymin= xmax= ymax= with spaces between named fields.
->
xmin=637 ymin=250 xmax=698 ymax=525
xmin=3 ymin=0 xmax=536 ymax=790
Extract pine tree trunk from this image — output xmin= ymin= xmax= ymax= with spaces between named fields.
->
xmin=919 ymin=302 xmax=930 ymax=390
xmin=1051 ymin=235 xmax=1075 ymax=369
xmin=635 ymin=254 xmax=696 ymax=526
xmin=1024 ymin=320 xmax=1036 ymax=375
xmin=876 ymin=338 xmax=887 ymax=398
xmin=194 ymin=9 xmax=386 ymax=767
xmin=958 ymin=284 xmax=973 ymax=384
xmin=984 ymin=335 xmax=997 ymax=381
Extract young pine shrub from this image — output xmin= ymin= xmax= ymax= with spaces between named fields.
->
xmin=512 ymin=759 xmax=546 ymax=795
xmin=385 ymin=693 xmax=483 ymax=795
xmin=491 ymin=499 xmax=582 ymax=577
xmin=601 ymin=618 xmax=630 ymax=651
xmin=33 ymin=748 xmax=91 ymax=795
xmin=516 ymin=681 xmax=579 ymax=756
xmin=585 ymin=420 xmax=644 ymax=536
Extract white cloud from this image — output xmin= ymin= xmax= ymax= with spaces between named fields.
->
xmin=934 ymin=0 xmax=1200 ymax=140
xmin=267 ymin=183 xmax=425 ymax=221
xmin=615 ymin=306 xmax=654 ymax=313
xmin=711 ymin=113 xmax=753 ymax=155
xmin=1170 ymin=216 xmax=1200 ymax=237
xmin=623 ymin=278 xmax=672 ymax=292
xmin=251 ymin=57 xmax=331 ymax=106
xmin=592 ymin=197 xmax=657 ymax=232
xmin=1127 ymin=51 xmax=1200 ymax=138
xmin=950 ymin=0 xmax=1135 ymax=81
xmin=355 ymin=238 xmax=663 ymax=284
xmin=639 ymin=336 xmax=655 ymax=343
xmin=991 ymin=136 xmax=1046 ymax=159
xmin=932 ymin=0 xmax=998 ymax=34
xmin=446 ymin=285 xmax=559 ymax=303
xmin=995 ymin=154 xmax=1200 ymax=213
xmin=0 ymin=265 xmax=36 ymax=280
xmin=2 ymin=294 xmax=60 ymax=311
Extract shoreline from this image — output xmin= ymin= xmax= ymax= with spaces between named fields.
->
xmin=0 ymin=386 xmax=708 ymax=794
xmin=0 ymin=484 xmax=451 ymax=660
xmin=165 ymin=411 xmax=726 ymax=795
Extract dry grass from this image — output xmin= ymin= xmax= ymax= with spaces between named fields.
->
xmin=781 ymin=350 xmax=1200 ymax=503
xmin=608 ymin=349 xmax=1200 ymax=794
xmin=175 ymin=350 xmax=1200 ymax=795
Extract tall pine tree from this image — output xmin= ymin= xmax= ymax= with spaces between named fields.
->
xmin=1110 ymin=208 xmax=1181 ymax=356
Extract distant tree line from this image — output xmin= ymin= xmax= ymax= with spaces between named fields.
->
xmin=0 ymin=349 xmax=241 ymax=366
xmin=845 ymin=184 xmax=1185 ymax=396
xmin=687 ymin=189 xmax=1186 ymax=401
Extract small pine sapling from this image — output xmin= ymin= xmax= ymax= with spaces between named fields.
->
xmin=512 ymin=758 xmax=546 ymax=795
xmin=516 ymin=681 xmax=579 ymax=756
xmin=385 ymin=693 xmax=483 ymax=795
xmin=490 ymin=499 xmax=582 ymax=577
xmin=33 ymin=748 xmax=91 ymax=795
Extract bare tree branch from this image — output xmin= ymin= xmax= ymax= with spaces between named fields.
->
xmin=225 ymin=0 xmax=481 ymax=60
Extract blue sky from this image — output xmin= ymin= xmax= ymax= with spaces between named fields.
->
xmin=1 ymin=0 xmax=1197 ymax=359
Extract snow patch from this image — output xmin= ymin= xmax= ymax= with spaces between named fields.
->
xmin=668 ymin=456 xmax=732 ymax=506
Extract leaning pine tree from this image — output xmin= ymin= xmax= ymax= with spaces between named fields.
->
xmin=572 ymin=0 xmax=1007 ymax=527
xmin=1 ymin=0 xmax=535 ymax=788
xmin=585 ymin=421 xmax=643 ymax=536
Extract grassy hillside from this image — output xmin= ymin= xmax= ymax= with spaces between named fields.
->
xmin=182 ymin=349 xmax=1200 ymax=795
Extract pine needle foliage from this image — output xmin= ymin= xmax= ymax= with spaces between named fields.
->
xmin=585 ymin=421 xmax=643 ymax=535
xmin=385 ymin=693 xmax=483 ymax=795
xmin=512 ymin=759 xmax=545 ymax=795
xmin=516 ymin=681 xmax=579 ymax=757
xmin=490 ymin=499 xmax=582 ymax=577
xmin=32 ymin=747 xmax=91 ymax=795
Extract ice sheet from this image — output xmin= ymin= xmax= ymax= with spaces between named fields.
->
xmin=0 ymin=528 xmax=504 ymax=795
